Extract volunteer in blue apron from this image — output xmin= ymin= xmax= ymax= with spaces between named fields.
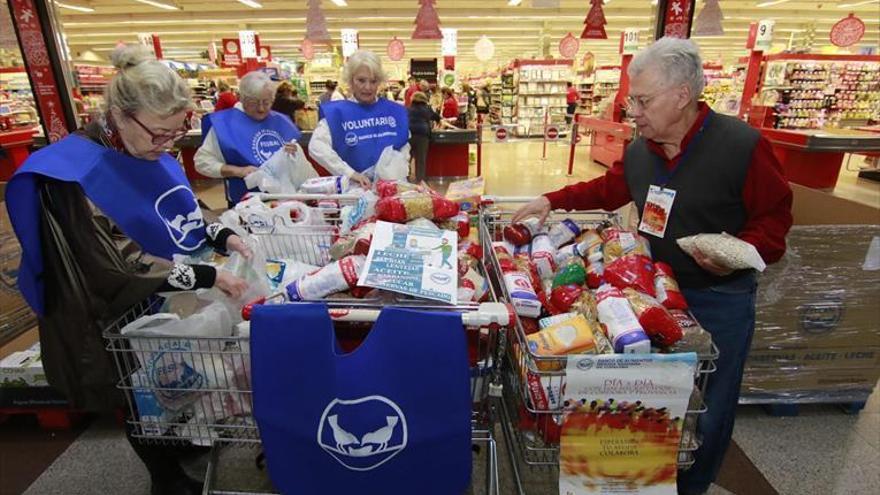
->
xmin=195 ymin=70 xmax=301 ymax=207
xmin=309 ymin=50 xmax=410 ymax=190
xmin=5 ymin=45 xmax=251 ymax=495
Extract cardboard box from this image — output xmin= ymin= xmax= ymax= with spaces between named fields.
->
xmin=790 ymin=183 xmax=880 ymax=225
xmin=0 ymin=342 xmax=48 ymax=388
xmin=746 ymin=347 xmax=880 ymax=371
xmin=741 ymin=367 xmax=880 ymax=395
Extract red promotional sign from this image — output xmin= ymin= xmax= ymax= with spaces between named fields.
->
xmin=8 ymin=0 xmax=71 ymax=142
xmin=301 ymin=39 xmax=315 ymax=61
xmin=830 ymin=14 xmax=866 ymax=48
xmin=259 ymin=45 xmax=272 ymax=61
xmin=580 ymin=0 xmax=608 ymax=40
xmin=387 ymin=37 xmax=405 ymax=61
xmin=222 ymin=38 xmax=241 ymax=66
xmin=662 ymin=0 xmax=693 ymax=38
xmin=444 ymin=55 xmax=455 ymax=70
xmin=559 ymin=33 xmax=580 ymax=59
xmin=151 ymin=34 xmax=163 ymax=60
xmin=545 ymin=125 xmax=560 ymax=141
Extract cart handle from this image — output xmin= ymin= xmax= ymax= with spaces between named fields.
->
xmin=479 ymin=195 xmax=540 ymax=206
xmin=251 ymin=193 xmax=363 ymax=202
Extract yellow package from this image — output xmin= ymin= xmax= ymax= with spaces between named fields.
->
xmin=527 ymin=314 xmax=598 ymax=358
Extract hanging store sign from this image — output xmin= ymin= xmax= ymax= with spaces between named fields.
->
xmin=658 ymin=0 xmax=694 ymax=39
xmin=753 ymin=19 xmax=775 ymax=52
xmin=301 ymin=39 xmax=315 ymax=61
xmin=693 ymin=0 xmax=724 ymax=37
xmin=474 ymin=36 xmax=495 ymax=62
xmin=222 ymin=38 xmax=242 ymax=66
xmin=412 ymin=0 xmax=443 ymax=40
xmin=830 ymin=14 xmax=865 ymax=48
xmin=410 ymin=58 xmax=438 ymax=84
xmin=259 ymin=45 xmax=272 ymax=61
xmin=581 ymin=0 xmax=608 ymax=40
xmin=239 ymin=30 xmax=258 ymax=59
xmin=441 ymin=28 xmax=458 ymax=56
xmin=619 ymin=28 xmax=640 ymax=55
xmin=388 ymin=37 xmax=405 ymax=61
xmin=559 ymin=33 xmax=580 ymax=59
xmin=341 ymin=29 xmax=359 ymax=57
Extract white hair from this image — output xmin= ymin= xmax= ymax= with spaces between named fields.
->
xmin=105 ymin=45 xmax=192 ymax=117
xmin=239 ymin=71 xmax=276 ymax=100
xmin=342 ymin=50 xmax=387 ymax=87
xmin=628 ymin=37 xmax=705 ymax=100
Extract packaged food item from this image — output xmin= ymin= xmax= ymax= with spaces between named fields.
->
xmin=552 ymin=258 xmax=587 ymax=288
xmin=285 ymin=255 xmax=365 ymax=301
xmin=654 ymin=261 xmax=688 ymax=310
xmin=585 ymin=256 xmax=604 ymax=289
xmin=548 ymin=219 xmax=581 ymax=248
xmin=503 ymin=271 xmax=542 ymax=318
xmin=527 ymin=314 xmax=598 ymax=358
xmin=492 ymin=242 xmax=517 ymax=272
xmin=520 ymin=317 xmax=541 ymax=336
xmin=677 ymin=232 xmax=767 ymax=272
xmin=376 ymin=179 xmax=421 ymax=198
xmin=539 ymin=312 xmax=579 ymax=329
xmin=549 ymin=284 xmax=584 ymax=314
xmin=459 ymin=266 xmax=489 ymax=303
xmin=570 ymin=291 xmax=600 ymax=326
xmin=604 ymin=254 xmax=656 ymax=296
xmin=503 ymin=217 xmax=542 ymax=247
xmin=444 ymin=177 xmax=485 ymax=212
xmin=375 ymin=193 xmax=460 ymax=222
xmin=578 ymin=229 xmax=604 ymax=258
xmin=622 ymin=288 xmax=683 ymax=347
xmin=666 ymin=310 xmax=713 ymax=356
xmin=530 ymin=233 xmax=557 ymax=281
xmin=300 ymin=175 xmax=350 ymax=194
xmin=601 ymin=228 xmax=651 ymax=264
xmin=438 ymin=212 xmax=471 ymax=239
xmin=596 ymin=285 xmax=651 ymax=354
xmin=514 ymin=255 xmax=543 ymax=296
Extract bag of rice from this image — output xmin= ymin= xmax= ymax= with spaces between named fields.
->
xmin=677 ymin=232 xmax=766 ymax=272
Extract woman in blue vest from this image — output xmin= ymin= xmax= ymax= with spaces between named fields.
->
xmin=195 ymin=71 xmax=302 ymax=207
xmin=309 ymin=50 xmax=410 ymax=189
xmin=5 ymin=45 xmax=251 ymax=495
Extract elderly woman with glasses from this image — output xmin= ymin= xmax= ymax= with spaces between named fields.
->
xmin=512 ymin=37 xmax=793 ymax=495
xmin=5 ymin=45 xmax=251 ymax=495
xmin=309 ymin=50 xmax=409 ymax=189
xmin=195 ymin=70 xmax=301 ymax=206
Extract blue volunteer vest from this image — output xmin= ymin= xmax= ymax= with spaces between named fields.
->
xmin=5 ymin=134 xmax=207 ymax=315
xmin=202 ymin=108 xmax=301 ymax=204
xmin=251 ymin=303 xmax=472 ymax=495
xmin=319 ymin=99 xmax=409 ymax=174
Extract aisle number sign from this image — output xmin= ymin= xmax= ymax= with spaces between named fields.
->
xmin=239 ymin=31 xmax=257 ymax=59
xmin=747 ymin=20 xmax=775 ymax=51
xmin=341 ymin=29 xmax=359 ymax=57
xmin=442 ymin=28 xmax=458 ymax=56
xmin=620 ymin=28 xmax=640 ymax=56
xmin=494 ymin=126 xmax=511 ymax=143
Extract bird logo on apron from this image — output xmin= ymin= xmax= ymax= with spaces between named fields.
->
xmin=317 ymin=395 xmax=408 ymax=471
xmin=154 ymin=185 xmax=206 ymax=252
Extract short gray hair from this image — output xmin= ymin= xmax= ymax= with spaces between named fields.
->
xmin=105 ymin=45 xmax=192 ymax=117
xmin=239 ymin=71 xmax=276 ymax=100
xmin=342 ymin=50 xmax=387 ymax=87
xmin=628 ymin=37 xmax=705 ymax=100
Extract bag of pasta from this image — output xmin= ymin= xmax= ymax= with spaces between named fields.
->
xmin=375 ymin=192 xmax=460 ymax=222
xmin=604 ymin=254 xmax=656 ymax=296
xmin=622 ymin=288 xmax=683 ymax=347
xmin=601 ymin=227 xmax=651 ymax=264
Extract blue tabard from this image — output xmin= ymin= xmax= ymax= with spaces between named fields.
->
xmin=5 ymin=134 xmax=206 ymax=315
xmin=202 ymin=108 xmax=301 ymax=204
xmin=251 ymin=303 xmax=472 ymax=495
xmin=319 ymin=99 xmax=409 ymax=174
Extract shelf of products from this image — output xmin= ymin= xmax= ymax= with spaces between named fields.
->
xmin=0 ymin=70 xmax=38 ymax=130
xmin=575 ymin=78 xmax=593 ymax=116
xmin=500 ymin=73 xmax=516 ymax=126
xmin=591 ymin=67 xmax=620 ymax=117
xmin=760 ymin=61 xmax=880 ymax=130
xmin=513 ymin=61 xmax=571 ymax=137
xmin=73 ymin=64 xmax=114 ymax=94
xmin=488 ymin=81 xmax=502 ymax=125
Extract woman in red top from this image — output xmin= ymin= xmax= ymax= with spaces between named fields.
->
xmin=565 ymin=81 xmax=579 ymax=124
xmin=441 ymin=87 xmax=459 ymax=120
xmin=214 ymin=80 xmax=238 ymax=111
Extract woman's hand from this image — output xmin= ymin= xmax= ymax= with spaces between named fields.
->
xmin=283 ymin=142 xmax=299 ymax=155
xmin=350 ymin=172 xmax=372 ymax=190
xmin=226 ymin=235 xmax=253 ymax=259
xmin=214 ymin=270 xmax=250 ymax=299
xmin=237 ymin=165 xmax=259 ymax=178
xmin=511 ymin=196 xmax=552 ymax=225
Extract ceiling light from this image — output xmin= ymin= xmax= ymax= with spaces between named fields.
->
xmin=756 ymin=0 xmax=792 ymax=6
xmin=838 ymin=0 xmax=878 ymax=7
xmin=331 ymin=0 xmax=348 ymax=6
xmin=54 ymin=1 xmax=95 ymax=12
xmin=133 ymin=0 xmax=179 ymax=10
xmin=508 ymin=0 xmax=522 ymax=5
xmin=236 ymin=0 xmax=263 ymax=7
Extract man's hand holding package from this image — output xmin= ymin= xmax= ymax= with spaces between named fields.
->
xmin=690 ymin=247 xmax=735 ymax=277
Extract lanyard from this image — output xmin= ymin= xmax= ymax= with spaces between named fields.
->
xmin=654 ymin=111 xmax=712 ymax=187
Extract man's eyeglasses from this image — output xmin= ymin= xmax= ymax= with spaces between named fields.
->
xmin=625 ymin=92 xmax=663 ymax=112
xmin=243 ymin=97 xmax=273 ymax=108
xmin=129 ymin=113 xmax=189 ymax=145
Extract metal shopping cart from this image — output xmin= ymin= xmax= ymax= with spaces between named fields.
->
xmin=477 ymin=198 xmax=719 ymax=495
xmin=103 ymin=193 xmax=509 ymax=494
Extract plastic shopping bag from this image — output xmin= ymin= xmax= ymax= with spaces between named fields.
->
xmin=373 ymin=145 xmax=410 ymax=181
xmin=254 ymin=145 xmax=318 ymax=193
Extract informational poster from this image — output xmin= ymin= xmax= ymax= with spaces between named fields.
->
xmin=559 ymin=353 xmax=697 ymax=495
xmin=358 ymin=221 xmax=458 ymax=304
xmin=239 ymin=30 xmax=258 ymax=59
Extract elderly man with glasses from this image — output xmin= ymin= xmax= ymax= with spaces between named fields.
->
xmin=195 ymin=71 xmax=302 ymax=207
xmin=513 ymin=37 xmax=793 ymax=495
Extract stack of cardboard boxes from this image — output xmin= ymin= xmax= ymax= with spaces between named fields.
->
xmin=742 ymin=185 xmax=880 ymax=403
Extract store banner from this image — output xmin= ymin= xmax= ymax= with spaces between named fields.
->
xmin=410 ymin=58 xmax=438 ymax=84
xmin=580 ymin=0 xmax=608 ymax=40
xmin=830 ymin=14 xmax=865 ymax=48
xmin=388 ymin=37 xmax=406 ymax=61
xmin=412 ymin=0 xmax=443 ymax=40
xmin=358 ymin=221 xmax=459 ymax=305
xmin=341 ymin=29 xmax=359 ymax=57
xmin=692 ymin=0 xmax=724 ymax=37
xmin=559 ymin=33 xmax=580 ymax=59
xmin=239 ymin=30 xmax=258 ymax=59
xmin=208 ymin=41 xmax=218 ymax=63
xmin=619 ymin=28 xmax=640 ymax=55
xmin=443 ymin=56 xmax=455 ymax=71
xmin=151 ymin=34 xmax=163 ymax=60
xmin=222 ymin=38 xmax=242 ymax=66
xmin=474 ymin=36 xmax=495 ymax=62
xmin=753 ymin=20 xmax=775 ymax=52
xmin=441 ymin=28 xmax=457 ymax=56
xmin=259 ymin=45 xmax=272 ymax=61
xmin=559 ymin=353 xmax=698 ymax=495
xmin=658 ymin=0 xmax=694 ymax=39
xmin=7 ymin=0 xmax=73 ymax=142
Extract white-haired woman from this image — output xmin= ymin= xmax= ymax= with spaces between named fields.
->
xmin=5 ymin=45 xmax=252 ymax=495
xmin=309 ymin=50 xmax=410 ymax=189
xmin=195 ymin=70 xmax=301 ymax=206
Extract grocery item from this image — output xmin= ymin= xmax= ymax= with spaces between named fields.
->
xmin=514 ymin=255 xmax=543 ymax=296
xmin=459 ymin=266 xmax=489 ymax=303
xmin=677 ymin=232 xmax=767 ymax=272
xmin=527 ymin=314 xmax=598 ymax=358
xmin=585 ymin=256 xmax=605 ymax=289
xmin=300 ymin=175 xmax=350 ymax=194
xmin=444 ymin=177 xmax=485 ymax=212
xmin=285 ymin=255 xmax=365 ymax=301
xmin=549 ymin=284 xmax=585 ymax=314
xmin=503 ymin=217 xmax=542 ymax=247
xmin=376 ymin=179 xmax=422 ymax=198
xmin=666 ymin=310 xmax=714 ymax=356
xmin=375 ymin=193 xmax=460 ymax=222
xmin=531 ymin=233 xmax=557 ymax=281
xmin=548 ymin=219 xmax=582 ymax=248
xmin=503 ymin=271 xmax=542 ymax=318
xmin=539 ymin=312 xmax=579 ymax=329
xmin=596 ymin=285 xmax=651 ymax=354
xmin=439 ymin=212 xmax=471 ymax=239
xmin=602 ymin=228 xmax=651 ymax=264
xmin=604 ymin=254 xmax=656 ymax=296
xmin=622 ymin=288 xmax=683 ymax=347
xmin=552 ymin=258 xmax=587 ymax=288
xmin=654 ymin=262 xmax=688 ymax=310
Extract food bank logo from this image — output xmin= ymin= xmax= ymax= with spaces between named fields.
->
xmin=317 ymin=395 xmax=408 ymax=471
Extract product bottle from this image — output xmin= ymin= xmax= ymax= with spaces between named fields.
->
xmin=595 ymin=284 xmax=651 ymax=354
xmin=285 ymin=255 xmax=365 ymax=301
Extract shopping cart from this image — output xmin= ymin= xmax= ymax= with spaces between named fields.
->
xmin=103 ymin=193 xmax=509 ymax=494
xmin=477 ymin=198 xmax=719 ymax=495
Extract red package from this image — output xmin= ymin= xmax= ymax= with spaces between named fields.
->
xmin=520 ymin=317 xmax=540 ymax=336
xmin=586 ymin=258 xmax=604 ymax=288
xmin=514 ymin=255 xmax=543 ymax=295
xmin=440 ymin=212 xmax=470 ymax=239
xmin=539 ymin=285 xmax=585 ymax=315
xmin=604 ymin=254 xmax=656 ymax=297
xmin=459 ymin=240 xmax=483 ymax=260
xmin=376 ymin=193 xmax=460 ymax=222
xmin=654 ymin=262 xmax=688 ymax=310
xmin=493 ymin=243 xmax=517 ymax=273
xmin=622 ymin=288 xmax=683 ymax=347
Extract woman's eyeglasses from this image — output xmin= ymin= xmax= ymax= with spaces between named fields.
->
xmin=129 ymin=114 xmax=189 ymax=145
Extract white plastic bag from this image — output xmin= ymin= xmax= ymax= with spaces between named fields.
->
xmin=677 ymin=232 xmax=767 ymax=272
xmin=339 ymin=189 xmax=379 ymax=235
xmin=247 ymin=145 xmax=318 ymax=194
xmin=373 ymin=145 xmax=410 ymax=181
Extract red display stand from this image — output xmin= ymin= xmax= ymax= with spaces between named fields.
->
xmin=0 ymin=128 xmax=37 ymax=181
xmin=578 ymin=116 xmax=634 ymax=168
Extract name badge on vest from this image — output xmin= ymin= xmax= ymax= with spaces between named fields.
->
xmin=639 ymin=185 xmax=676 ymax=238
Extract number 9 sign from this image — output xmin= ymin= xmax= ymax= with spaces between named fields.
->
xmin=755 ymin=20 xmax=775 ymax=51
